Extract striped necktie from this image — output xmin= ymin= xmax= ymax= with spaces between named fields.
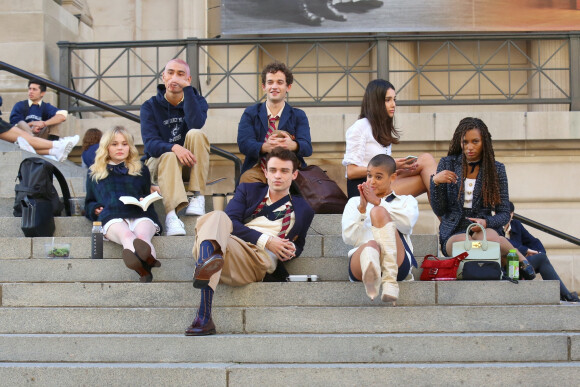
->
xmin=252 ymin=197 xmax=293 ymax=238
xmin=253 ymin=197 xmax=268 ymax=216
xmin=260 ymin=116 xmax=278 ymax=169
xmin=277 ymin=203 xmax=293 ymax=238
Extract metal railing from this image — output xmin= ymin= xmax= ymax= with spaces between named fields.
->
xmin=514 ymin=214 xmax=580 ymax=247
xmin=58 ymin=32 xmax=580 ymax=112
xmin=0 ymin=61 xmax=242 ymax=186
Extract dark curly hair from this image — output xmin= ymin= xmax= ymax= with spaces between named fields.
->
xmin=448 ymin=117 xmax=500 ymax=207
xmin=359 ymin=79 xmax=399 ymax=146
xmin=261 ymin=61 xmax=293 ymax=86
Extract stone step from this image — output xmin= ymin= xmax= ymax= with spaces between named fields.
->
xmin=2 ymin=362 xmax=579 ymax=387
xmin=0 ymin=258 xmax=352 ymax=282
xmin=0 ymin=213 xmax=347 ymax=237
xmin=0 ymin=332 xmax=575 ymax=363
xmin=0 ymin=234 xmax=438 ymax=260
xmin=0 ymin=281 xmax=560 ymax=308
xmin=0 ymin=304 xmax=577 ymax=335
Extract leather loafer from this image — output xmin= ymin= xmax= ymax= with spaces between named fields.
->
xmin=133 ymin=239 xmax=161 ymax=268
xmin=519 ymin=259 xmax=536 ymax=280
xmin=193 ymin=254 xmax=224 ymax=289
xmin=122 ymin=249 xmax=153 ymax=282
xmin=185 ymin=317 xmax=216 ymax=336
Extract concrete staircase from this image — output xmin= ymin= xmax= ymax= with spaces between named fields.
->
xmin=1 ymin=147 xmax=580 ymax=386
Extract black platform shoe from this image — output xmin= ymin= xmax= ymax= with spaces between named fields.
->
xmin=519 ymin=259 xmax=536 ymax=280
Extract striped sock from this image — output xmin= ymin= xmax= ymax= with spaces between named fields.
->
xmin=197 ymin=240 xmax=215 ymax=266
xmin=195 ymin=286 xmax=214 ymax=325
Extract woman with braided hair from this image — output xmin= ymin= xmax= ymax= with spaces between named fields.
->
xmin=429 ymin=117 xmax=535 ymax=278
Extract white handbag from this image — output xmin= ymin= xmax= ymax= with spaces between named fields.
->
xmin=452 ymin=223 xmax=501 ymax=279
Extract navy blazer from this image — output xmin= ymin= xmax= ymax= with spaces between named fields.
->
xmin=505 ymin=219 xmax=545 ymax=256
xmin=430 ymin=154 xmax=510 ymax=255
xmin=225 ymin=182 xmax=315 ymax=258
xmin=237 ymin=102 xmax=312 ymax=174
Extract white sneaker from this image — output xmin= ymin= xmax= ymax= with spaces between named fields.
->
xmin=16 ymin=137 xmax=37 ymax=154
xmin=52 ymin=135 xmax=79 ymax=162
xmin=185 ymin=195 xmax=206 ymax=216
xmin=165 ymin=216 xmax=186 ymax=236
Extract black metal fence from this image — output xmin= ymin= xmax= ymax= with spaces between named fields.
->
xmin=58 ymin=33 xmax=580 ymax=112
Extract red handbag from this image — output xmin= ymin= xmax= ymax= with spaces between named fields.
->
xmin=420 ymin=252 xmax=468 ymax=281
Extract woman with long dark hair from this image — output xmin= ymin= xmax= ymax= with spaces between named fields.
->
xmin=430 ymin=117 xmax=535 ymax=278
xmin=342 ymin=79 xmax=437 ymax=198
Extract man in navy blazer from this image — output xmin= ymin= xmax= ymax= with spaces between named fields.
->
xmin=185 ymin=147 xmax=315 ymax=336
xmin=237 ymin=61 xmax=312 ymax=183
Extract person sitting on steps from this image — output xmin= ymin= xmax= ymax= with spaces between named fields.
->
xmin=430 ymin=117 xmax=536 ymax=280
xmin=140 ymin=58 xmax=210 ymax=236
xmin=185 ymin=147 xmax=315 ymax=336
xmin=342 ymin=154 xmax=419 ymax=305
xmin=0 ymin=108 xmax=78 ymax=162
xmin=503 ymin=201 xmax=579 ymax=303
xmin=85 ymin=126 xmax=162 ymax=282
xmin=9 ymin=80 xmax=68 ymax=141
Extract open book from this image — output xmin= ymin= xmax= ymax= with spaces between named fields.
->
xmin=119 ymin=191 xmax=162 ymax=211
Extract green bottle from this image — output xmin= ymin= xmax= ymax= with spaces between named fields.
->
xmin=507 ymin=249 xmax=519 ymax=280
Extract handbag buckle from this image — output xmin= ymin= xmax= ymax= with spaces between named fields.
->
xmin=428 ymin=268 xmax=438 ymax=275
xmin=471 ymin=241 xmax=482 ymax=249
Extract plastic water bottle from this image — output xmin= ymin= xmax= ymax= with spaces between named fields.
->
xmin=507 ymin=249 xmax=519 ymax=280
xmin=91 ymin=221 xmax=103 ymax=259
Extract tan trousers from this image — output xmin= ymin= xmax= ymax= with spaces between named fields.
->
xmin=146 ymin=129 xmax=210 ymax=213
xmin=16 ymin=120 xmax=59 ymax=139
xmin=193 ymin=211 xmax=271 ymax=290
xmin=239 ymin=164 xmax=267 ymax=184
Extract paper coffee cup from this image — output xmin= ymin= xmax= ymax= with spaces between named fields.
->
xmin=212 ymin=193 xmax=226 ymax=211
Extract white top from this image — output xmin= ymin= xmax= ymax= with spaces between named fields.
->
xmin=464 ymin=178 xmax=476 ymax=208
xmin=341 ymin=192 xmax=418 ymax=258
xmin=342 ymin=118 xmax=392 ymax=177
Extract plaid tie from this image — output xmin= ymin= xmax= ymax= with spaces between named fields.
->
xmin=277 ymin=203 xmax=293 ymax=238
xmin=260 ymin=116 xmax=278 ymax=169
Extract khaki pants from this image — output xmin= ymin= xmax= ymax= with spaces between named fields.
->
xmin=16 ymin=120 xmax=59 ymax=139
xmin=193 ymin=211 xmax=271 ymax=290
xmin=239 ymin=164 xmax=267 ymax=184
xmin=146 ymin=129 xmax=210 ymax=213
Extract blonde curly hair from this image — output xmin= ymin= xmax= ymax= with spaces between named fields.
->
xmin=90 ymin=126 xmax=142 ymax=181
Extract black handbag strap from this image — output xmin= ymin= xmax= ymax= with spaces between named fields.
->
xmin=51 ymin=163 xmax=72 ymax=216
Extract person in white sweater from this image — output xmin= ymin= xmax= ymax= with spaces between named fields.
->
xmin=342 ymin=154 xmax=418 ymax=305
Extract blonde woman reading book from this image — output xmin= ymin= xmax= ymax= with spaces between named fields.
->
xmin=85 ymin=126 xmax=162 ymax=282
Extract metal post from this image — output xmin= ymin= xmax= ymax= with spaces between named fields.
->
xmin=570 ymin=35 xmax=580 ymax=111
xmin=186 ymin=38 xmax=201 ymax=92
xmin=377 ymin=38 xmax=389 ymax=81
xmin=58 ymin=41 xmax=71 ymax=111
